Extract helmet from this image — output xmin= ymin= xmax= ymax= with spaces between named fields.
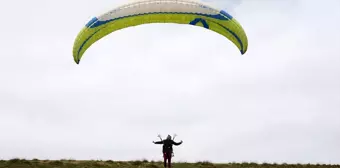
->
xmin=166 ymin=135 xmax=171 ymax=140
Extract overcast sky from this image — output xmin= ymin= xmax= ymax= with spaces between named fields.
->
xmin=0 ymin=0 xmax=340 ymax=164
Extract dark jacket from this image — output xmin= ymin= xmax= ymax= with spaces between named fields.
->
xmin=154 ymin=139 xmax=183 ymax=153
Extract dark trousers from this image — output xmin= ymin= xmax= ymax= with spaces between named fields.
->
xmin=163 ymin=152 xmax=172 ymax=168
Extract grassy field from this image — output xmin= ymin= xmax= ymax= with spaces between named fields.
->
xmin=0 ymin=159 xmax=339 ymax=168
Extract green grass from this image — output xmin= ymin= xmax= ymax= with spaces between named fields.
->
xmin=0 ymin=159 xmax=339 ymax=168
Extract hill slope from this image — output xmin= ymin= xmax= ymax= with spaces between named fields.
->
xmin=1 ymin=159 xmax=339 ymax=168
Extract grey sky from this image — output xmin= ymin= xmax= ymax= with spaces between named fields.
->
xmin=0 ymin=0 xmax=340 ymax=164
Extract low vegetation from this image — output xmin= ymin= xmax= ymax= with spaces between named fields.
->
xmin=0 ymin=158 xmax=339 ymax=168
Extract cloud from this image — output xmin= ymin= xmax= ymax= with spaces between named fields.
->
xmin=0 ymin=0 xmax=339 ymax=164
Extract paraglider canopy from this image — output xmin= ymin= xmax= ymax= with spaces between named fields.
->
xmin=72 ymin=0 xmax=248 ymax=64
